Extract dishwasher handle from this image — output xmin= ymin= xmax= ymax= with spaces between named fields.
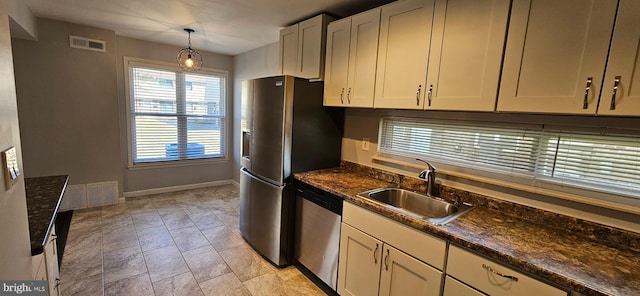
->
xmin=296 ymin=183 xmax=343 ymax=215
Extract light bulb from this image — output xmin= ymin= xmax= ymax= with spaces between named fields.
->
xmin=185 ymin=58 xmax=194 ymax=68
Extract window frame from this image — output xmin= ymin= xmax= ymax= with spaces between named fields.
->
xmin=377 ymin=116 xmax=640 ymax=213
xmin=124 ymin=57 xmax=230 ymax=169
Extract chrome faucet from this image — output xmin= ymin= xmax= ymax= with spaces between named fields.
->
xmin=417 ymin=158 xmax=437 ymax=196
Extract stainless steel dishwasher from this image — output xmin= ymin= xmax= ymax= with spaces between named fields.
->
xmin=294 ymin=182 xmax=343 ymax=292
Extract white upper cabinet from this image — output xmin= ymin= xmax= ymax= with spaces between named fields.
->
xmin=324 ymin=18 xmax=352 ymax=106
xmin=497 ymin=0 xmax=618 ymax=114
xmin=280 ymin=14 xmax=334 ymax=80
xmin=325 ymin=9 xmax=381 ymax=107
xmin=279 ymin=24 xmax=298 ymax=77
xmin=598 ymin=0 xmax=640 ymax=116
xmin=374 ymin=0 xmax=435 ymax=109
xmin=425 ymin=0 xmax=510 ymax=111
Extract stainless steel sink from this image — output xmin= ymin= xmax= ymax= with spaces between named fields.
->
xmin=357 ymin=188 xmax=474 ymax=225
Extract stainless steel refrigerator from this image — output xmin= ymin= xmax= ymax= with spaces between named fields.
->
xmin=239 ymin=75 xmax=343 ymax=267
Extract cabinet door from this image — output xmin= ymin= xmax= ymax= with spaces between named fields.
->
xmin=338 ymin=223 xmax=383 ymax=296
xmin=375 ymin=0 xmax=434 ymax=109
xmin=44 ymin=227 xmax=61 ymax=296
xmin=279 ymin=24 xmax=298 ymax=76
xmin=425 ymin=0 xmax=509 ymax=111
xmin=598 ymin=0 xmax=640 ymax=116
xmin=443 ymin=276 xmax=485 ymax=296
xmin=297 ymin=15 xmax=329 ymax=79
xmin=497 ymin=0 xmax=617 ymax=114
xmin=379 ymin=244 xmax=442 ymax=296
xmin=324 ymin=18 xmax=351 ymax=106
xmin=347 ymin=8 xmax=381 ymax=108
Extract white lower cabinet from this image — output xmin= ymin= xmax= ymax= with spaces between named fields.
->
xmin=32 ymin=226 xmax=61 ymax=296
xmin=446 ymin=245 xmax=567 ymax=296
xmin=379 ymin=244 xmax=442 ymax=296
xmin=338 ymin=224 xmax=383 ymax=296
xmin=338 ymin=203 xmax=445 ymax=296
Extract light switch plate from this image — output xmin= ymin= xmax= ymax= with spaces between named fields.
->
xmin=2 ymin=146 xmax=20 ymax=190
xmin=362 ymin=138 xmax=370 ymax=151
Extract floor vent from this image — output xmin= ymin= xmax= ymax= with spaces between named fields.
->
xmin=69 ymin=35 xmax=106 ymax=52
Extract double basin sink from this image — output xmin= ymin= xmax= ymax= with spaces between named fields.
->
xmin=358 ymin=188 xmax=474 ymax=225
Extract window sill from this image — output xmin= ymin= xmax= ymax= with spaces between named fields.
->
xmin=128 ymin=157 xmax=228 ymax=171
xmin=371 ymin=155 xmax=640 ymax=216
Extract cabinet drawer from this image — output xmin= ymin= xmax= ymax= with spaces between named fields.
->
xmin=443 ymin=276 xmax=485 ymax=296
xmin=343 ymin=202 xmax=446 ymax=269
xmin=447 ymin=245 xmax=566 ymax=296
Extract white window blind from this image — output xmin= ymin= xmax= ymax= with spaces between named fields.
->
xmin=379 ymin=117 xmax=640 ymax=199
xmin=129 ymin=64 xmax=226 ymax=164
xmin=537 ymin=132 xmax=640 ymax=196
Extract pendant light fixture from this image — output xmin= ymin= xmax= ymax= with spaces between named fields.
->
xmin=177 ymin=28 xmax=203 ymax=71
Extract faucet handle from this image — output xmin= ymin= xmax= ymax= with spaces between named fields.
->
xmin=416 ymin=158 xmax=436 ymax=173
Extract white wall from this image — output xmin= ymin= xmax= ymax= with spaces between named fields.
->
xmin=0 ymin=0 xmax=33 ymax=279
xmin=232 ymin=42 xmax=280 ymax=181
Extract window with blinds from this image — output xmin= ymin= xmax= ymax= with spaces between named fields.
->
xmin=128 ymin=62 xmax=226 ymax=164
xmin=379 ymin=117 xmax=640 ymax=198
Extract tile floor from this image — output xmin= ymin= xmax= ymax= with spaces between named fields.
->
xmin=60 ymin=184 xmax=326 ymax=296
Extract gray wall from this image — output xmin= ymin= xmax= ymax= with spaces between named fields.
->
xmin=12 ymin=18 xmax=122 ymax=192
xmin=12 ymin=17 xmax=236 ymax=195
xmin=0 ymin=0 xmax=33 ymax=279
xmin=232 ymin=42 xmax=280 ymax=181
xmin=116 ymin=36 xmax=235 ymax=193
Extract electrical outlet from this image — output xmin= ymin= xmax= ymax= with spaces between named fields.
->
xmin=362 ymin=138 xmax=370 ymax=151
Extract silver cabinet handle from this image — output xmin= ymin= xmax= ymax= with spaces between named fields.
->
xmin=416 ymin=85 xmax=422 ymax=106
xmin=482 ymin=264 xmax=519 ymax=282
xmin=427 ymin=84 xmax=433 ymax=107
xmin=347 ymin=88 xmax=352 ymax=104
xmin=583 ymin=77 xmax=593 ymax=109
xmin=373 ymin=243 xmax=379 ymax=264
xmin=610 ymin=76 xmax=621 ymax=110
xmin=384 ymin=249 xmax=390 ymax=271
xmin=340 ymin=88 xmax=344 ymax=104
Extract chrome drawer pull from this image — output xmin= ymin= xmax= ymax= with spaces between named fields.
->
xmin=610 ymin=76 xmax=621 ymax=110
xmin=427 ymin=84 xmax=433 ymax=106
xmin=482 ymin=264 xmax=519 ymax=282
xmin=583 ymin=77 xmax=593 ymax=109
xmin=374 ymin=243 xmax=379 ymax=264
xmin=416 ymin=85 xmax=422 ymax=106
xmin=340 ymin=88 xmax=344 ymax=104
xmin=347 ymin=88 xmax=352 ymax=104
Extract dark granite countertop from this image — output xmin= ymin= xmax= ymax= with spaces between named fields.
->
xmin=25 ymin=175 xmax=69 ymax=256
xmin=294 ymin=165 xmax=640 ymax=296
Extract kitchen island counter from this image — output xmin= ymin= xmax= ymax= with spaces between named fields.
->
xmin=295 ymin=164 xmax=640 ymax=296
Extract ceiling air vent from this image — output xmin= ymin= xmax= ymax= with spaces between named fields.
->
xmin=69 ymin=35 xmax=106 ymax=52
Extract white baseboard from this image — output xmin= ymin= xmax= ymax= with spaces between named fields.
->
xmin=123 ymin=180 xmax=235 ymax=198
xmin=230 ymin=179 xmax=240 ymax=188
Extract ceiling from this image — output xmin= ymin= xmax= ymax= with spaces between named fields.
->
xmin=21 ymin=0 xmax=394 ymax=56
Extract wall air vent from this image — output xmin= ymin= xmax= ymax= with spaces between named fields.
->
xmin=69 ymin=35 xmax=106 ymax=52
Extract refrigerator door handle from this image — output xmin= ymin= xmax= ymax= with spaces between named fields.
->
xmin=241 ymin=167 xmax=286 ymax=189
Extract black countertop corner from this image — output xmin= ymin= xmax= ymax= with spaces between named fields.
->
xmin=25 ymin=175 xmax=69 ymax=256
